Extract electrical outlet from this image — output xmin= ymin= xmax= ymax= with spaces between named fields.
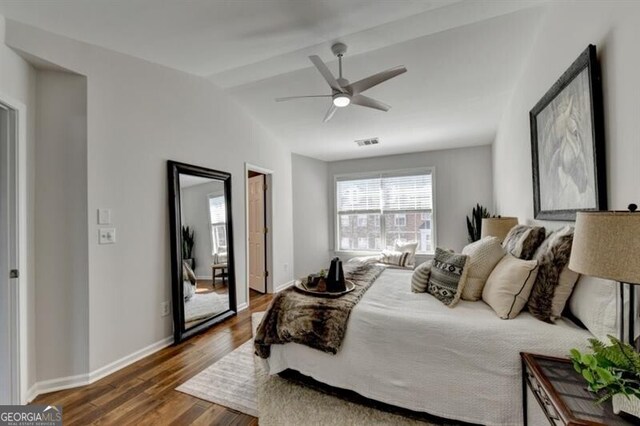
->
xmin=97 ymin=208 xmax=111 ymax=225
xmin=284 ymin=263 xmax=289 ymax=272
xmin=161 ymin=301 xmax=170 ymax=317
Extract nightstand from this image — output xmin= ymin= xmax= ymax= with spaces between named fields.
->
xmin=521 ymin=353 xmax=635 ymax=425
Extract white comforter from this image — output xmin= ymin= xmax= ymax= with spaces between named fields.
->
xmin=264 ymin=268 xmax=593 ymax=426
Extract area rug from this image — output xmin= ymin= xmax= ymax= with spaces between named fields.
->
xmin=184 ymin=291 xmax=228 ymax=323
xmin=177 ymin=336 xmax=439 ymax=424
xmin=176 ymin=339 xmax=257 ymax=417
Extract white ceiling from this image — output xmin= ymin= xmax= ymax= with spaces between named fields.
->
xmin=0 ymin=0 xmax=547 ymax=161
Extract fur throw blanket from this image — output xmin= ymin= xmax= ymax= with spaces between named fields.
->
xmin=254 ymin=264 xmax=385 ymax=358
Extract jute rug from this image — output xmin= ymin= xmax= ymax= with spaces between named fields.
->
xmin=177 ymin=337 xmax=440 ymax=425
xmin=176 ymin=339 xmax=258 ymax=417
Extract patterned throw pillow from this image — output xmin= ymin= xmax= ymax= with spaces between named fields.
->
xmin=528 ymin=226 xmax=580 ymax=322
xmin=461 ymin=236 xmax=506 ymax=301
xmin=482 ymin=254 xmax=539 ymax=319
xmin=394 ymin=241 xmax=419 ymax=266
xmin=381 ymin=250 xmax=410 ymax=267
xmin=502 ymin=225 xmax=546 ymax=260
xmin=427 ymin=248 xmax=469 ymax=307
xmin=411 ymin=260 xmax=432 ymax=293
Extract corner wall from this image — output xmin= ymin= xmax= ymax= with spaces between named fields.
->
xmin=493 ymin=1 xmax=640 ymax=223
xmin=292 ymin=154 xmax=331 ymax=277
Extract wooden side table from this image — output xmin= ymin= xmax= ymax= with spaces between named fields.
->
xmin=211 ymin=263 xmax=228 ymax=286
xmin=521 ymin=353 xmax=635 ymax=425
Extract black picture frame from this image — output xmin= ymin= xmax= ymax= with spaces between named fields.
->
xmin=167 ymin=160 xmax=237 ymax=344
xmin=529 ymin=44 xmax=607 ymax=221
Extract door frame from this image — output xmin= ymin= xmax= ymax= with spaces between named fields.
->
xmin=244 ymin=163 xmax=273 ymax=304
xmin=0 ymin=92 xmax=28 ymax=404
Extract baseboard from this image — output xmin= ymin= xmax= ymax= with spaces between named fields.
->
xmin=88 ymin=336 xmax=173 ymax=383
xmin=26 ymin=335 xmax=173 ymax=402
xmin=195 ymin=275 xmax=214 ymax=280
xmin=236 ymin=302 xmax=249 ymax=312
xmin=275 ymin=280 xmax=294 ymax=293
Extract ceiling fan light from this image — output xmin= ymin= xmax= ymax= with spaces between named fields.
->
xmin=333 ymin=94 xmax=351 ymax=107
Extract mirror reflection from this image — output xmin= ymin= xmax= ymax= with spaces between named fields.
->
xmin=179 ymin=174 xmax=230 ymax=329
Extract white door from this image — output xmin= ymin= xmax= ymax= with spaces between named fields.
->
xmin=0 ymin=103 xmax=18 ymax=404
xmin=248 ymin=175 xmax=266 ymax=292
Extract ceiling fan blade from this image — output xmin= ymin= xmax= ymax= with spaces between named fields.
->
xmin=346 ymin=66 xmax=407 ymax=94
xmin=275 ymin=95 xmax=332 ymax=102
xmin=309 ymin=55 xmax=344 ymax=93
xmin=323 ymin=104 xmax=338 ymax=122
xmin=351 ymin=94 xmax=390 ymax=112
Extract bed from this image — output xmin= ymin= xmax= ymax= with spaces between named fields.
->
xmin=261 ymin=268 xmax=593 ymax=426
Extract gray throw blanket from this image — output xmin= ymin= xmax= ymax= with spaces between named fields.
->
xmin=254 ymin=264 xmax=385 ymax=358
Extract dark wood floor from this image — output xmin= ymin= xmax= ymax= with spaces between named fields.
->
xmin=33 ymin=290 xmax=273 ymax=425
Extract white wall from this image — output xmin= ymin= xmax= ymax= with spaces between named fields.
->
xmin=328 ymin=145 xmax=494 ymax=260
xmin=0 ymin=15 xmax=37 ymax=399
xmin=181 ymin=181 xmax=224 ymax=278
xmin=34 ymin=70 xmax=89 ymax=381
xmin=5 ymin=19 xmax=294 ymax=379
xmin=493 ymin=1 xmax=640 ymax=225
xmin=291 ymin=154 xmax=331 ymax=277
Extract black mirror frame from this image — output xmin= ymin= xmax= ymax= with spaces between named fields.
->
xmin=167 ymin=160 xmax=237 ymax=344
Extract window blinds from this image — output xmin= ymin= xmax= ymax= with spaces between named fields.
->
xmin=336 ymin=171 xmax=432 ymax=213
xmin=209 ymin=195 xmax=226 ymax=224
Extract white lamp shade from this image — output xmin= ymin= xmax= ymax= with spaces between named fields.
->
xmin=569 ymin=211 xmax=640 ymax=284
xmin=481 ymin=217 xmax=518 ymax=242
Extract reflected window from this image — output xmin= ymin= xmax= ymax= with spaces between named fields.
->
xmin=209 ymin=195 xmax=227 ymax=255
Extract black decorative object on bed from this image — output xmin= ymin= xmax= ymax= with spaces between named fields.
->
xmin=529 ymin=44 xmax=607 ymax=221
xmin=254 ymin=264 xmax=384 ymax=358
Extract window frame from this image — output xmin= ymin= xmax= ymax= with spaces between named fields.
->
xmin=333 ymin=167 xmax=436 ymax=255
xmin=207 ymin=193 xmax=228 ymax=256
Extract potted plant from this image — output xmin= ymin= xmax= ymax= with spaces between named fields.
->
xmin=465 ymin=204 xmax=491 ymax=243
xmin=570 ymin=336 xmax=640 ymax=418
xmin=182 ymin=226 xmax=195 ymax=269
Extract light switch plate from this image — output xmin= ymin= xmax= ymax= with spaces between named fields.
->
xmin=99 ymin=228 xmax=116 ymax=244
xmin=98 ymin=209 xmax=111 ymax=225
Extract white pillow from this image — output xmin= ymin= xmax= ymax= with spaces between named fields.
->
xmin=183 ymin=280 xmax=195 ymax=301
xmin=381 ymin=250 xmax=410 ymax=267
xmin=568 ymin=275 xmax=617 ymax=342
xmin=482 ymin=254 xmax=539 ymax=319
xmin=394 ymin=241 xmax=418 ymax=266
xmin=461 ymin=236 xmax=506 ymax=301
xmin=411 ymin=260 xmax=432 ymax=293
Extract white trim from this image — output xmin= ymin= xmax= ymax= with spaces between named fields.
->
xmin=0 ymin=92 xmax=28 ymax=405
xmin=275 ymin=280 xmax=295 ymax=293
xmin=25 ymin=336 xmax=173 ymax=403
xmin=236 ymin=302 xmax=249 ymax=312
xmin=244 ymin=163 xmax=274 ymax=306
xmin=195 ymin=275 xmax=214 ymax=280
xmin=332 ymin=167 xmax=437 ymax=254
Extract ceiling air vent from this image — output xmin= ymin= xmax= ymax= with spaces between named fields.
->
xmin=355 ymin=137 xmax=379 ymax=147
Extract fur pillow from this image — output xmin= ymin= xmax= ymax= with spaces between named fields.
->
xmin=394 ymin=241 xmax=419 ymax=266
xmin=461 ymin=236 xmax=506 ymax=301
xmin=528 ymin=226 xmax=579 ymax=322
xmin=482 ymin=254 xmax=539 ymax=319
xmin=502 ymin=225 xmax=546 ymax=260
xmin=411 ymin=260 xmax=432 ymax=293
xmin=428 ymin=248 xmax=469 ymax=307
xmin=381 ymin=250 xmax=410 ymax=267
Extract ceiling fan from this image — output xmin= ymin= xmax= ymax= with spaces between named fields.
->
xmin=275 ymin=43 xmax=407 ymax=122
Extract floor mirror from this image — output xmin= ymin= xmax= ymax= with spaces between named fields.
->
xmin=168 ymin=161 xmax=237 ymax=343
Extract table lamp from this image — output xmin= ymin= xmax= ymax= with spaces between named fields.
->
xmin=569 ymin=211 xmax=640 ymax=346
xmin=480 ymin=217 xmax=518 ymax=242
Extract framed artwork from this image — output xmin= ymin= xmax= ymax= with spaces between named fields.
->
xmin=530 ymin=44 xmax=607 ymax=221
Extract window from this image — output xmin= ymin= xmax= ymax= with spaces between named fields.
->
xmin=335 ymin=169 xmax=434 ymax=254
xmin=209 ymin=195 xmax=227 ymax=255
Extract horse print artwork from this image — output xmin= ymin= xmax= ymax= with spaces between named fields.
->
xmin=530 ymin=45 xmax=607 ymax=221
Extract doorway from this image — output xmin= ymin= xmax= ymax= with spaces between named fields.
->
xmin=0 ymin=99 xmax=21 ymax=404
xmin=245 ymin=164 xmax=273 ymax=304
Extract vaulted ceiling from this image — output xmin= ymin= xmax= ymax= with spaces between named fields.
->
xmin=0 ymin=0 xmax=547 ymax=160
